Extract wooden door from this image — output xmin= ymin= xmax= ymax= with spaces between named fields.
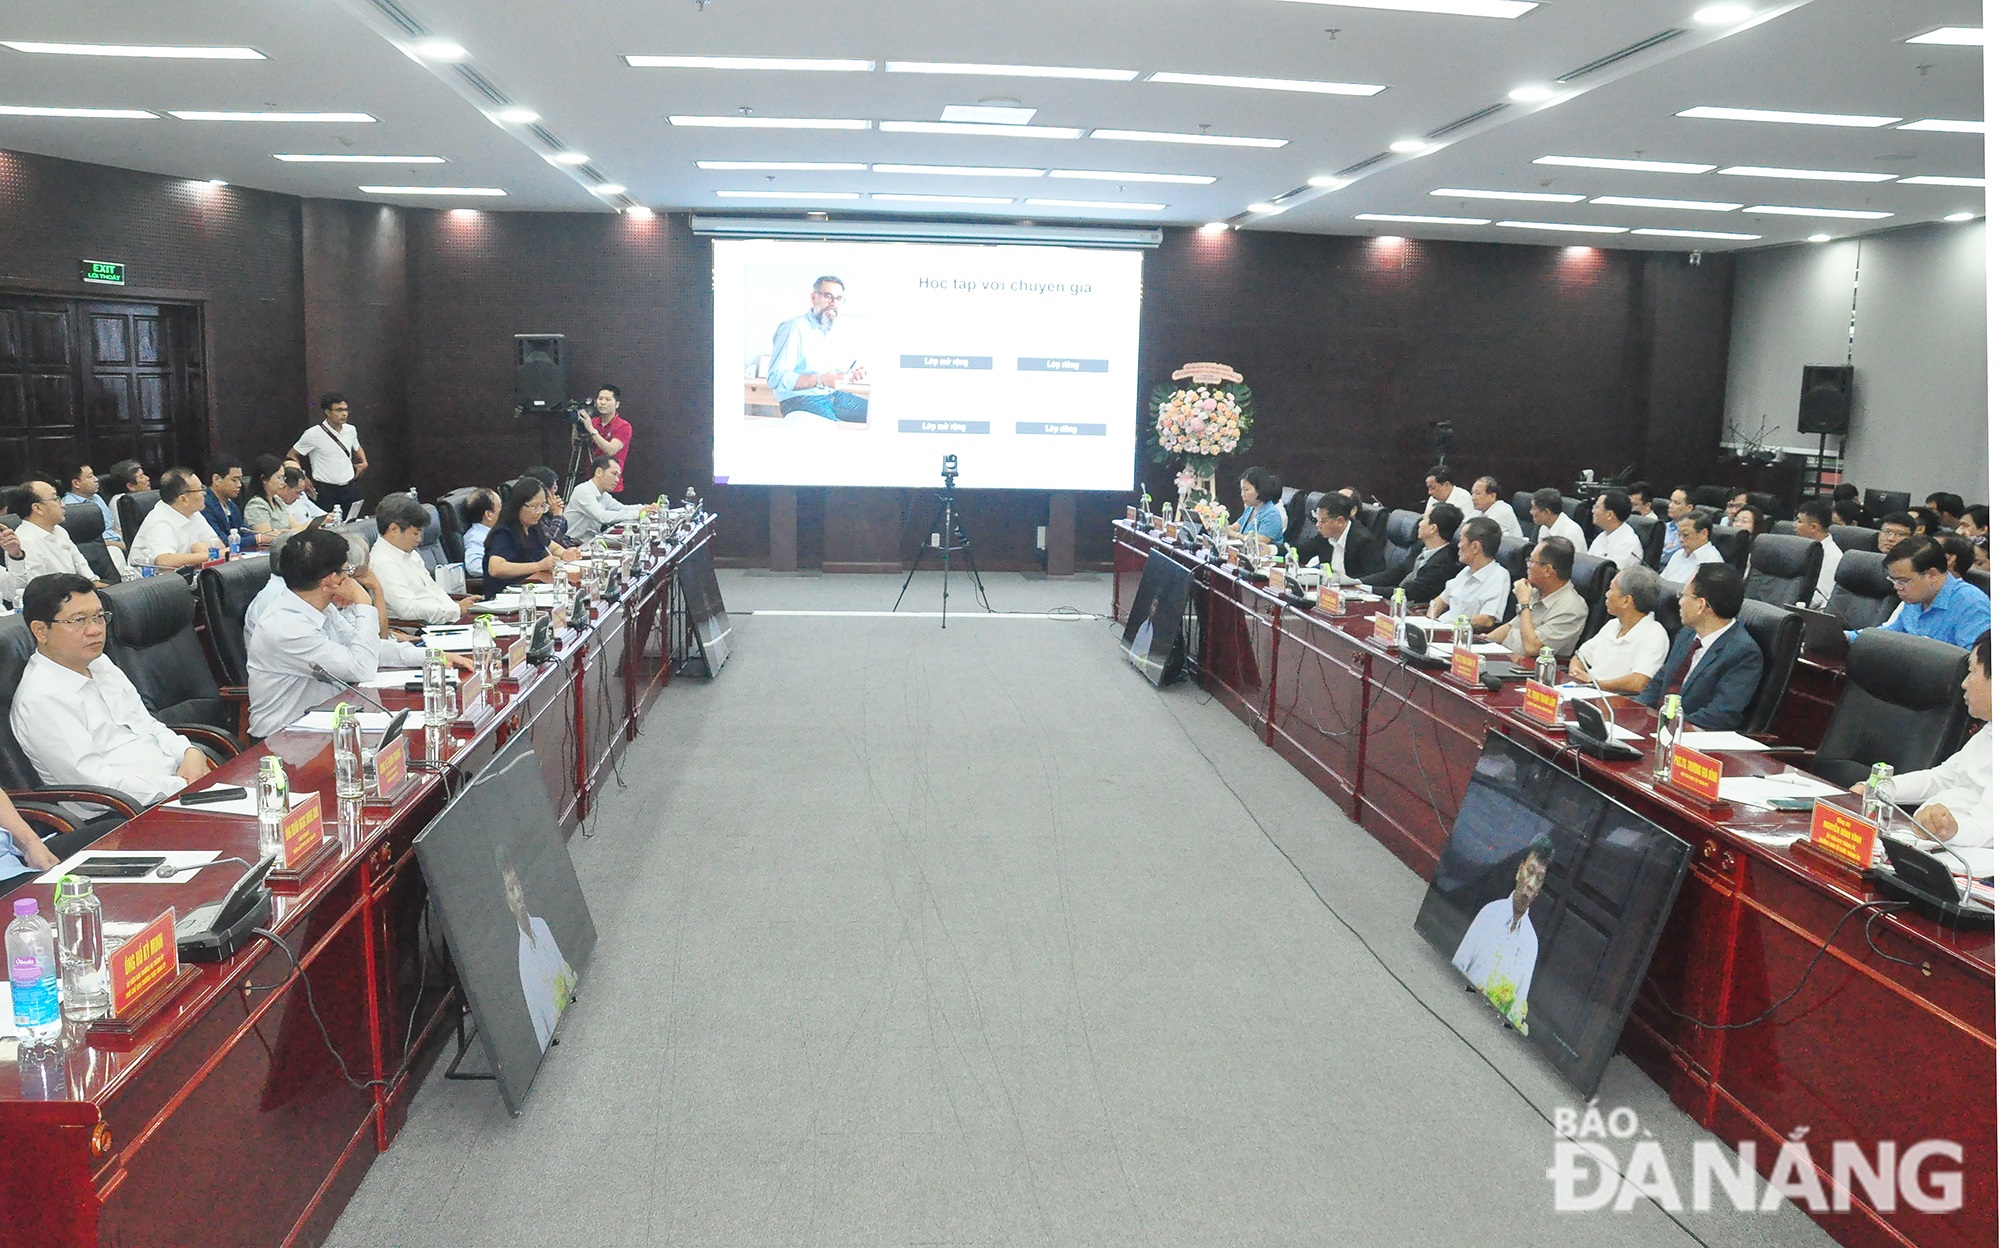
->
xmin=0 ymin=295 xmax=81 ymax=476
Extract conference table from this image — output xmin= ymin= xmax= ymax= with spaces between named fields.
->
xmin=1112 ymin=520 xmax=1993 ymax=1248
xmin=0 ymin=516 xmax=716 ymax=1248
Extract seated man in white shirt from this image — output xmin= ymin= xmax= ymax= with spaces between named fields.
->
xmin=12 ymin=573 xmax=211 ymax=809
xmin=1422 ymin=465 xmax=1475 ymax=519
xmin=564 ymin=455 xmax=654 ymax=543
xmin=370 ymin=493 xmax=474 ymax=625
xmin=6 ymin=478 xmax=106 ymax=587
xmin=1794 ymin=499 xmax=1844 ymax=608
xmin=1529 ymin=487 xmax=1587 ymax=553
xmin=1428 ymin=516 xmax=1511 ymax=630
xmin=127 ymin=467 xmax=224 ymax=570
xmin=247 ymin=528 xmax=462 ymax=739
xmin=0 ymin=524 xmax=25 ymax=614
xmin=1570 ymin=565 xmax=1673 ymax=694
xmin=1469 ymin=475 xmax=1523 ymax=541
xmin=0 ymin=790 xmax=61 ymax=886
xmin=1661 ymin=508 xmax=1726 ymax=585
xmin=1854 ymin=629 xmax=1993 ymax=875
xmin=1586 ymin=490 xmax=1643 ymax=571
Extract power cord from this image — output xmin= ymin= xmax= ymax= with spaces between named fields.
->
xmin=250 ymin=927 xmax=389 ymax=1094
xmin=1643 ymin=899 xmax=1910 ymax=1030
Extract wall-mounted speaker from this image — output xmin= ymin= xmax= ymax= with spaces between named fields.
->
xmin=514 ymin=334 xmax=568 ymax=412
xmin=1797 ymin=364 xmax=1853 ymax=435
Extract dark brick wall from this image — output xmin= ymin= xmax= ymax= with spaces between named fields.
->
xmin=303 ymin=199 xmax=412 ymax=497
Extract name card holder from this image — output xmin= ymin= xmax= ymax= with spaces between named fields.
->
xmin=1449 ymin=646 xmax=1483 ymax=686
xmin=269 ymin=790 xmax=336 ymax=890
xmin=89 ymin=908 xmax=198 ymax=1042
xmin=1316 ymin=583 xmax=1345 ymax=613
xmin=363 ymin=733 xmax=416 ymax=809
xmin=1664 ymin=744 xmax=1730 ymax=812
xmin=1791 ymin=799 xmax=1880 ymax=878
xmin=1372 ymin=614 xmax=1400 ymax=648
xmin=505 ymin=637 xmax=528 ymax=678
xmin=1519 ymin=680 xmax=1563 ymax=727
xmin=455 ymin=671 xmax=486 ymax=724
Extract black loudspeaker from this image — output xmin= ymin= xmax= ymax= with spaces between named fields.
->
xmin=1798 ymin=364 xmax=1853 ymax=435
xmin=514 ymin=334 xmax=568 ymax=412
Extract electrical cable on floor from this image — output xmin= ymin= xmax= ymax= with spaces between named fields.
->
xmin=251 ymin=927 xmax=390 ymax=1094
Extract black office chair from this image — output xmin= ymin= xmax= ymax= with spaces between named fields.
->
xmin=435 ymin=490 xmax=472 ymax=563
xmin=1382 ymin=509 xmax=1422 ymax=567
xmin=1569 ymin=550 xmax=1616 ymax=640
xmin=1692 ymin=485 xmax=1731 ymax=510
xmin=1830 ymin=524 xmax=1879 ymax=553
xmin=1562 ymin=496 xmax=1597 ymax=545
xmin=1492 ymin=535 xmax=1531 ymax=623
xmin=1862 ymin=488 xmax=1911 ymax=524
xmin=1824 ymin=550 xmax=1898 ymax=631
xmin=1803 ymin=631 xmax=1971 ymax=789
xmin=1627 ymin=514 xmax=1664 ymax=569
xmin=1743 ymin=533 xmax=1822 ymax=608
xmin=1736 ymin=599 xmax=1805 ymax=737
xmin=1283 ymin=490 xmax=1319 ymax=547
xmin=60 ymin=503 xmax=120 ymax=584
xmin=1771 ymin=519 xmax=1798 ymax=537
xmin=1356 ymin=501 xmax=1386 ymax=541
xmin=115 ymin=490 xmax=161 ymax=546
xmin=197 ymin=557 xmax=273 ymax=688
xmin=338 ymin=516 xmax=380 ymax=550
xmin=97 ymin=575 xmax=246 ymax=748
xmin=1510 ymin=491 xmax=1536 ymax=534
xmin=416 ymin=504 xmax=450 ymax=573
xmin=1967 ymin=568 xmax=1991 ymax=598
xmin=1708 ymin=525 xmax=1751 ymax=574
xmin=1747 ymin=491 xmax=1784 ymax=522
xmin=0 ymin=615 xmax=138 ymax=855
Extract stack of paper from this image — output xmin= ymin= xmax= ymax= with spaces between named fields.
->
xmin=1715 ymin=773 xmax=1845 ymax=809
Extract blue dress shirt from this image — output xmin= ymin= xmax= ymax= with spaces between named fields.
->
xmin=1879 ymin=574 xmax=1992 ymax=649
xmin=1237 ymin=501 xmax=1285 ymax=542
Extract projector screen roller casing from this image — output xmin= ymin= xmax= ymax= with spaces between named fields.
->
xmin=713 ymin=239 xmax=1143 ymax=490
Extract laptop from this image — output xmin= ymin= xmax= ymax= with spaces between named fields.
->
xmin=1790 ymin=607 xmax=1851 ymax=659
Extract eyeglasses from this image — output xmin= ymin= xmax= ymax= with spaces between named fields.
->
xmin=812 ymin=291 xmax=846 ymax=302
xmin=1887 ymin=572 xmax=1925 ymax=588
xmin=51 ymin=611 xmax=113 ymax=628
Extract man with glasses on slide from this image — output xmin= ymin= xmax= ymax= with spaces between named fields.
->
xmin=768 ymin=275 xmax=869 ymax=423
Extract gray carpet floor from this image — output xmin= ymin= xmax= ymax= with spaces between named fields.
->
xmin=324 ymin=569 xmax=1835 ymax=1248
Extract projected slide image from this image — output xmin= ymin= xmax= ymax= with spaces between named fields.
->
xmin=714 ymin=238 xmax=1143 ymax=491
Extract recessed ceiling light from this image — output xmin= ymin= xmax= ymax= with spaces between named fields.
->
xmin=1199 ymin=222 xmax=1231 ymax=234
xmin=1389 ymin=138 xmax=1435 ymax=154
xmin=414 ymin=40 xmax=467 ymax=61
xmin=696 ymin=160 xmax=868 ymax=172
xmin=1806 ymin=233 xmax=1832 ymax=242
xmin=0 ymin=104 xmax=157 ymax=118
xmin=1899 ymin=119 xmax=1985 ymax=134
xmin=449 ymin=207 xmax=480 ymax=218
xmin=872 ymin=193 xmax=1016 ymax=205
xmin=546 ymin=152 xmax=590 ymax=166
xmin=872 ymin=163 xmax=1046 ymax=178
xmin=1677 ymin=105 xmax=1898 ymax=127
xmin=359 ymin=185 xmax=507 ymax=196
xmin=592 ymin=183 xmax=626 ymax=195
xmin=624 ymin=55 xmax=874 ymax=71
xmin=1944 ymin=212 xmax=1977 ymax=222
xmin=1356 ymin=213 xmax=1491 ymax=224
xmin=171 ymin=111 xmax=376 ymax=122
xmin=716 ymin=190 xmax=861 ymax=200
xmin=1145 ymin=71 xmax=1384 ymax=96
xmin=1690 ymin=4 xmax=1753 ymax=24
xmin=1050 ymin=169 xmax=1216 ymax=184
xmin=1717 ymin=165 xmax=1895 ymax=182
xmin=1308 ymin=176 xmax=1348 ymax=189
xmin=1590 ymin=195 xmax=1743 ymax=211
xmin=493 ymin=107 xmax=540 ymax=125
xmin=1245 ymin=202 xmax=1284 ymax=213
xmin=940 ymin=104 xmax=1038 ymax=125
xmin=1431 ymin=187 xmax=1584 ymax=203
xmin=879 ymin=120 xmax=1082 ymax=139
xmin=1495 ymin=220 xmax=1631 ymax=234
xmin=626 ymin=205 xmax=655 ymax=218
xmin=1900 ymin=175 xmax=1986 ymax=187
xmin=1091 ymin=128 xmax=1287 ymax=148
xmin=275 ymin=153 xmax=447 ymax=163
xmin=1 ymin=41 xmax=265 ymax=59
xmin=1507 ymin=85 xmax=1556 ymax=102
xmin=1906 ymin=27 xmax=1983 ymax=46
xmin=1026 ymin=198 xmax=1167 ymax=211
xmin=1535 ymin=154 xmax=1715 ymax=174
xmin=884 ymin=62 xmax=1138 ymax=81
xmin=1272 ymin=0 xmax=1539 ymax=17
xmin=205 ymin=179 xmax=227 ymax=187
xmin=669 ymin=115 xmax=870 ymax=129
xmin=1744 ymin=204 xmax=1894 ymax=219
xmin=1631 ymin=227 xmax=1762 ymax=240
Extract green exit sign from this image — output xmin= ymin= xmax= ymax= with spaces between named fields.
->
xmin=80 ymin=260 xmax=125 ymax=286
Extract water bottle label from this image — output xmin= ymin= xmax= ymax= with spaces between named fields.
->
xmin=11 ymin=958 xmax=58 ymax=1026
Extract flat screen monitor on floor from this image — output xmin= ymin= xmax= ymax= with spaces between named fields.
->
xmin=1122 ymin=550 xmax=1195 ymax=687
xmin=415 ymin=738 xmax=597 ymax=1115
xmin=674 ymin=543 xmax=732 ymax=675
xmin=1414 ymin=730 xmax=1690 ymax=1095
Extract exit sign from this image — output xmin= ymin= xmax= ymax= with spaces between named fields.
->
xmin=80 ymin=260 xmax=125 ymax=286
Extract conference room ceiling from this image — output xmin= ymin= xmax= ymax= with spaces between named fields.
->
xmin=0 ymin=0 xmax=1981 ymax=252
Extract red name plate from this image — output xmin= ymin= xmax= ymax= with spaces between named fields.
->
xmin=110 ymin=909 xmax=179 ymax=1016
xmin=458 ymin=670 xmax=484 ymax=713
xmin=1809 ymin=800 xmax=1879 ymax=869
xmin=281 ymin=790 xmax=325 ymax=867
xmin=1317 ymin=583 xmax=1344 ymax=612
xmin=1668 ymin=744 xmax=1723 ymax=802
xmin=1522 ymin=680 xmax=1562 ymax=726
xmin=1450 ymin=646 xmax=1482 ymax=685
xmin=1373 ymin=614 xmax=1399 ymax=644
xmin=374 ymin=733 xmax=408 ymax=797
xmin=506 ymin=637 xmax=527 ymax=674
xmin=1268 ymin=567 xmax=1286 ymax=592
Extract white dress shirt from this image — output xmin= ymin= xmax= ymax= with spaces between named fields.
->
xmin=289 ymin=493 xmax=328 ymax=524
xmin=12 ymin=652 xmax=193 ymax=812
xmin=1477 ymin=501 xmax=1524 ymax=541
xmin=294 ymin=421 xmax=361 ymax=486
xmin=1588 ymin=522 xmax=1644 ymax=571
xmin=1537 ymin=513 xmax=1588 ymax=554
xmin=1661 ymin=541 xmax=1724 ymax=586
xmin=1439 ymin=559 xmax=1512 ymax=623
xmin=564 ymin=479 xmax=645 ymax=542
xmin=1811 ymin=534 xmax=1842 ymax=608
xmin=15 ymin=521 xmax=99 ymax=583
xmin=371 ymin=537 xmax=462 ymax=625
xmin=1424 ymin=486 xmax=1475 ymax=519
xmin=1880 ymin=723 xmax=1993 ymax=871
xmin=0 ymin=551 xmax=24 ymax=612
xmin=128 ymin=504 xmax=221 ymax=568
xmin=1575 ymin=615 xmax=1672 ymax=684
xmin=247 ymin=591 xmax=426 ymax=738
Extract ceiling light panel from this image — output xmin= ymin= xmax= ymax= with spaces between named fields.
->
xmin=1145 ymin=71 xmax=1385 ymax=96
xmin=1431 ymin=187 xmax=1584 ymax=202
xmin=625 ymin=55 xmax=874 ymax=71
xmin=1717 ymin=165 xmax=1895 ymax=182
xmin=1091 ymin=129 xmax=1287 ymax=148
xmin=697 ymin=160 xmax=868 ymax=171
xmin=873 ymin=193 xmax=1016 ymax=204
xmin=1906 ymin=27 xmax=1983 ymax=46
xmin=1026 ymin=198 xmax=1167 ymax=211
xmin=2 ymin=41 xmax=264 ymax=59
xmin=1590 ymin=195 xmax=1742 ymax=211
xmin=359 ymin=185 xmax=506 ymax=195
xmin=1357 ymin=213 xmax=1491 ymax=224
xmin=884 ymin=62 xmax=1137 ymax=81
xmin=1899 ymin=119 xmax=1985 ymax=133
xmin=1495 ymin=220 xmax=1630 ymax=233
xmin=1942 ymin=212 xmax=1977 ymax=221
xmin=1535 ymin=155 xmax=1715 ymax=174
xmin=0 ymin=104 xmax=157 ymax=118
xmin=1744 ymin=204 xmax=1894 ymax=219
xmin=940 ymin=105 xmax=1038 ymax=124
xmin=872 ymin=163 xmax=1046 ymax=177
xmin=1900 ymin=175 xmax=1986 ymax=187
xmin=1631 ymin=228 xmax=1760 ymax=240
xmin=669 ymin=115 xmax=870 ymax=129
xmin=413 ymin=40 xmax=467 ymax=61
xmin=1272 ymin=0 xmax=1539 ymax=17
xmin=1690 ymin=4 xmax=1752 ymax=22
xmin=171 ymin=111 xmax=376 ymax=122
xmin=275 ymin=154 xmax=446 ymax=163
xmin=1049 ymin=169 xmax=1216 ymax=184
xmin=879 ymin=120 xmax=1082 ymax=139
xmin=1676 ymin=105 xmax=1899 ymax=127
xmin=717 ymin=190 xmax=861 ymax=200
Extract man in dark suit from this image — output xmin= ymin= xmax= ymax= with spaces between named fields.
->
xmin=1363 ymin=502 xmax=1462 ymax=606
xmin=1291 ymin=492 xmax=1385 ymax=580
xmin=1637 ymin=564 xmax=1765 ymax=730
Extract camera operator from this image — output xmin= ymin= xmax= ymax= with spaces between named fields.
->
xmin=575 ymin=384 xmax=632 ymax=474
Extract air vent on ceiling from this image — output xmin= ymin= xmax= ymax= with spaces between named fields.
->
xmin=1335 ymin=152 xmax=1391 ymax=178
xmin=1270 ymin=184 xmax=1314 ymax=205
xmin=1425 ymin=103 xmax=1509 ymax=140
xmin=454 ymin=66 xmax=510 ymax=106
xmin=528 ymin=124 xmax=564 ymax=149
xmin=1556 ymin=29 xmax=1686 ymax=83
xmin=365 ymin=0 xmax=426 ymax=37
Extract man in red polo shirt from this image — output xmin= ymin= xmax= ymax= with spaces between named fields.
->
xmin=579 ymin=384 xmax=633 ymax=475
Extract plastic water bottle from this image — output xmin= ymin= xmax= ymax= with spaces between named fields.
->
xmin=207 ymin=539 xmax=222 ymax=563
xmin=9 ymin=898 xmax=61 ymax=1046
xmin=257 ymin=755 xmax=289 ymax=861
xmin=1652 ymin=693 xmax=1684 ymax=783
xmin=228 ymin=528 xmax=242 ymax=559
xmin=1863 ymin=762 xmax=1895 ymax=822
xmin=472 ymin=622 xmax=499 ymax=689
xmin=1140 ymin=488 xmax=1152 ymax=521
xmin=333 ymin=703 xmax=365 ymax=802
xmin=1389 ymin=587 xmax=1407 ymax=643
xmin=1451 ymin=614 xmax=1473 ymax=649
xmin=423 ymin=647 xmax=452 ymax=726
xmin=1535 ymin=645 xmax=1558 ymax=686
xmin=55 ymin=876 xmax=108 ymax=1021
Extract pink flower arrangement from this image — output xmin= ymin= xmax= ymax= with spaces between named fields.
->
xmin=1154 ymin=386 xmax=1246 ymax=461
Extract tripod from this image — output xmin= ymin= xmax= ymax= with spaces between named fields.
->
xmin=894 ymin=468 xmax=989 ymax=627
